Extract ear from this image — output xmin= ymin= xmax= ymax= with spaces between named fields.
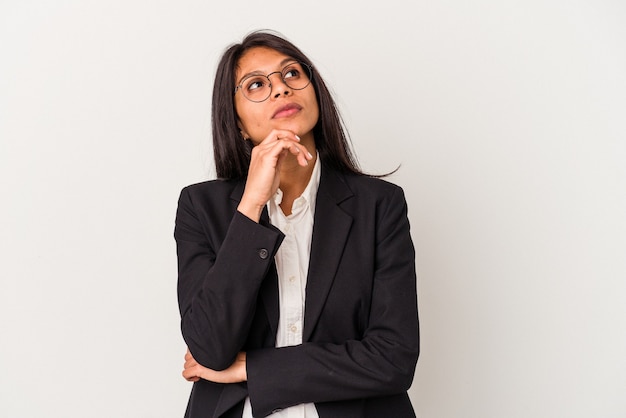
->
xmin=237 ymin=120 xmax=250 ymax=141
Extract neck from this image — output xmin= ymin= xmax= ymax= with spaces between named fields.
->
xmin=278 ymin=144 xmax=317 ymax=215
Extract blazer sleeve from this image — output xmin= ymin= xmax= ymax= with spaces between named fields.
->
xmin=246 ymin=185 xmax=419 ymax=417
xmin=175 ymin=185 xmax=284 ymax=370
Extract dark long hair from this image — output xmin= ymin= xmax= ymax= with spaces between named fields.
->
xmin=211 ymin=30 xmax=364 ymax=180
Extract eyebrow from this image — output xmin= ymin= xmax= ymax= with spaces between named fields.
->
xmin=236 ymin=57 xmax=299 ymax=86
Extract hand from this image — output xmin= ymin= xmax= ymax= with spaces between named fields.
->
xmin=237 ymin=129 xmax=313 ymax=222
xmin=182 ymin=348 xmax=247 ymax=383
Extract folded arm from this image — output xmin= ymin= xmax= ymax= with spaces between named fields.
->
xmin=175 ymin=186 xmax=284 ymax=370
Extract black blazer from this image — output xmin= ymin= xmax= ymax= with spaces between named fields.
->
xmin=175 ymin=164 xmax=419 ymax=418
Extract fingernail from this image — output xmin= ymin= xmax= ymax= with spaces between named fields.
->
xmin=295 ymin=135 xmax=301 ymax=141
xmin=307 ymin=152 xmax=313 ymax=159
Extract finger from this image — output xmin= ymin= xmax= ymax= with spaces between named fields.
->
xmin=256 ymin=129 xmax=300 ymax=148
xmin=275 ymin=142 xmax=310 ymax=168
xmin=272 ymin=136 xmax=312 ymax=159
xmin=299 ymin=145 xmax=314 ymax=165
xmin=254 ymin=138 xmax=304 ymax=169
xmin=275 ymin=143 xmax=309 ymax=167
xmin=183 ymin=364 xmax=205 ymax=381
xmin=253 ymin=137 xmax=296 ymax=162
xmin=286 ymin=142 xmax=313 ymax=167
xmin=287 ymin=143 xmax=301 ymax=156
xmin=183 ymin=372 xmax=200 ymax=382
xmin=272 ymin=137 xmax=311 ymax=160
xmin=184 ymin=355 xmax=198 ymax=367
xmin=272 ymin=130 xmax=300 ymax=143
xmin=286 ymin=143 xmax=310 ymax=167
xmin=182 ymin=369 xmax=195 ymax=381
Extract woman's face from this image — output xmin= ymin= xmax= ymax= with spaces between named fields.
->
xmin=234 ymin=47 xmax=319 ymax=146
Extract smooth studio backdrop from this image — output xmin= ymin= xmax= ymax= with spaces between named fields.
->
xmin=1 ymin=1 xmax=625 ymax=417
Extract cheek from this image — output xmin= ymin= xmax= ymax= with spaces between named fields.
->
xmin=308 ymin=93 xmax=320 ymax=122
xmin=237 ymin=109 xmax=268 ymax=141
xmin=311 ymin=104 xmax=320 ymax=123
xmin=235 ymin=102 xmax=256 ymax=131
xmin=307 ymin=102 xmax=320 ymax=129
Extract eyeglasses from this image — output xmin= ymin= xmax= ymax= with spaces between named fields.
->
xmin=234 ymin=61 xmax=313 ymax=103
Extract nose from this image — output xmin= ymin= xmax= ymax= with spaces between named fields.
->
xmin=268 ymin=72 xmax=291 ymax=98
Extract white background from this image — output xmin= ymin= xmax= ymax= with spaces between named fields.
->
xmin=1 ymin=1 xmax=625 ymax=417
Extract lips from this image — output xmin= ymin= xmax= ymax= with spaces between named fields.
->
xmin=272 ymin=103 xmax=302 ymax=119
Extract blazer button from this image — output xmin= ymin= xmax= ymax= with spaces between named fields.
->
xmin=258 ymin=248 xmax=269 ymax=259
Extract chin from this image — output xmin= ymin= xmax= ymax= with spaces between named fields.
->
xmin=273 ymin=122 xmax=301 ymax=134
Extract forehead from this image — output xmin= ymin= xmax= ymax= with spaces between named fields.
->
xmin=236 ymin=47 xmax=293 ymax=77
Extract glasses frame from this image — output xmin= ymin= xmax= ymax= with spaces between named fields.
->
xmin=234 ymin=61 xmax=313 ymax=103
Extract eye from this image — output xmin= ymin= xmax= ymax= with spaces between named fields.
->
xmin=244 ymin=77 xmax=268 ymax=92
xmin=283 ymin=65 xmax=302 ymax=80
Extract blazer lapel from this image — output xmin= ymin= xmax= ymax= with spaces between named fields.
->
xmin=303 ymin=166 xmax=354 ymax=341
xmin=230 ymin=167 xmax=354 ymax=343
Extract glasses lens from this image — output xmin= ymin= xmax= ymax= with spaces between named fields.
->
xmin=241 ymin=76 xmax=271 ymax=102
xmin=282 ymin=62 xmax=312 ymax=90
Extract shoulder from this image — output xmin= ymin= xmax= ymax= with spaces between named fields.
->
xmin=336 ymin=171 xmax=406 ymax=203
xmin=344 ymin=173 xmax=403 ymax=193
xmin=322 ymin=169 xmax=412 ymax=239
xmin=319 ymin=165 xmax=408 ymax=219
xmin=179 ymin=178 xmax=243 ymax=201
xmin=176 ymin=178 xmax=245 ymax=221
xmin=181 ymin=178 xmax=240 ymax=194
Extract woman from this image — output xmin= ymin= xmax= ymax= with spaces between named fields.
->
xmin=175 ymin=30 xmax=419 ymax=418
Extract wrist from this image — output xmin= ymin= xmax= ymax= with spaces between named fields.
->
xmin=237 ymin=200 xmax=264 ymax=223
xmin=241 ymin=353 xmax=248 ymax=382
